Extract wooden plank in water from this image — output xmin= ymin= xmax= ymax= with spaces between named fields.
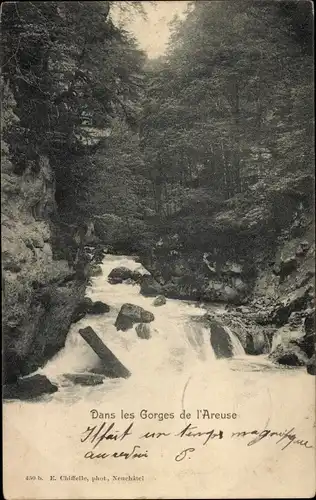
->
xmin=79 ymin=326 xmax=131 ymax=379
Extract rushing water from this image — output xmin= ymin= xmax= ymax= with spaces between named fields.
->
xmin=41 ymin=255 xmax=246 ymax=396
xmin=3 ymin=255 xmax=315 ymax=499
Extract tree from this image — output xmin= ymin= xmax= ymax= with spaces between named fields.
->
xmin=2 ymin=1 xmax=147 ymax=218
xmin=140 ymin=0 xmax=313 ymax=222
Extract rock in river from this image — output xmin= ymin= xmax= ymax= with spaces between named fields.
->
xmin=62 ymin=373 xmax=105 ymax=386
xmin=3 ymin=374 xmax=58 ymax=400
xmin=153 ymin=295 xmax=166 ymax=306
xmin=108 ymin=267 xmax=142 ymax=284
xmin=115 ymin=303 xmax=155 ymax=331
xmin=140 ymin=275 xmax=163 ymax=297
xmin=89 ymin=301 xmax=110 ymax=314
xmin=208 ymin=319 xmax=236 ymax=358
xmin=269 ymin=343 xmax=308 ymax=367
xmin=71 ymin=298 xmax=109 ymax=322
xmin=136 ymin=323 xmax=151 ymax=339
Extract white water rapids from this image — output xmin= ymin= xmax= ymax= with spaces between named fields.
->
xmin=42 ymin=255 xmax=246 ymax=391
xmin=3 ymin=255 xmax=315 ymax=499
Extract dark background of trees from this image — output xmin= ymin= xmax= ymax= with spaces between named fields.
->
xmin=2 ymin=0 xmax=314 ymax=252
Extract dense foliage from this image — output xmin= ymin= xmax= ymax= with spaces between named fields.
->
xmin=141 ymin=0 xmax=313 ymax=217
xmin=1 ymin=1 xmax=146 ymax=217
xmin=1 ymin=0 xmax=314 ymax=252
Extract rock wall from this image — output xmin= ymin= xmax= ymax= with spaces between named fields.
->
xmin=2 ymin=88 xmax=88 ymax=383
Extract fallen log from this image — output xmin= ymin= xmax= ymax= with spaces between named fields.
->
xmin=79 ymin=326 xmax=131 ymax=379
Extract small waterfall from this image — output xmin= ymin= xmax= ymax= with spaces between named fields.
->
xmin=223 ymin=325 xmax=245 ymax=356
xmin=209 ymin=319 xmax=245 ymax=359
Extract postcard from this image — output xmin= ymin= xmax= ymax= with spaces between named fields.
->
xmin=2 ymin=1 xmax=315 ymax=498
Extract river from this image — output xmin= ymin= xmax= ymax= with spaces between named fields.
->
xmin=3 ymin=255 xmax=315 ymax=499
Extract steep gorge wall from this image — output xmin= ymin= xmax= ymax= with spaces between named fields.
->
xmin=1 ymin=89 xmax=88 ymax=383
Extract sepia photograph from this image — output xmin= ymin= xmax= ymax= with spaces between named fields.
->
xmin=1 ymin=0 xmax=315 ymax=498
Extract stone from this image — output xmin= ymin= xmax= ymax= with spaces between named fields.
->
xmin=89 ymin=301 xmax=110 ymax=314
xmin=271 ymin=286 xmax=313 ymax=326
xmin=3 ymin=374 xmax=58 ymax=400
xmin=245 ymin=331 xmax=270 ymax=355
xmin=269 ymin=343 xmax=308 ymax=367
xmin=124 ymin=278 xmax=136 ymax=285
xmin=153 ymin=295 xmax=166 ymax=306
xmin=71 ymin=298 xmax=110 ymax=322
xmin=115 ymin=303 xmax=155 ymax=331
xmin=62 ymin=373 xmax=105 ymax=386
xmin=135 ymin=323 xmax=151 ymax=340
xmin=306 ymin=355 xmax=316 ymax=375
xmin=172 ymin=264 xmax=187 ymax=278
xmin=108 ymin=267 xmax=142 ymax=284
xmin=140 ymin=275 xmax=163 ymax=297
xmin=71 ymin=297 xmax=93 ymax=323
xmin=208 ymin=319 xmax=234 ymax=358
xmin=79 ymin=326 xmax=131 ymax=378
xmin=90 ymin=264 xmax=103 ymax=277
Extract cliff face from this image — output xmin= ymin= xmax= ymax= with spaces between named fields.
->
xmin=2 ymin=90 xmax=87 ymax=383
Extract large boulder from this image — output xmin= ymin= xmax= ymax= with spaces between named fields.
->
xmin=108 ymin=267 xmax=142 ymax=285
xmin=269 ymin=342 xmax=308 ymax=367
xmin=208 ymin=319 xmax=235 ymax=358
xmin=135 ymin=323 xmax=151 ymax=340
xmin=161 ymin=282 xmax=181 ymax=299
xmin=89 ymin=301 xmax=110 ymax=314
xmin=71 ymin=297 xmax=93 ymax=323
xmin=71 ymin=298 xmax=110 ymax=323
xmin=140 ymin=275 xmax=163 ymax=297
xmin=153 ymin=295 xmax=166 ymax=307
xmin=115 ymin=303 xmax=155 ymax=331
xmin=245 ymin=331 xmax=270 ymax=355
xmin=3 ymin=374 xmax=58 ymax=400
